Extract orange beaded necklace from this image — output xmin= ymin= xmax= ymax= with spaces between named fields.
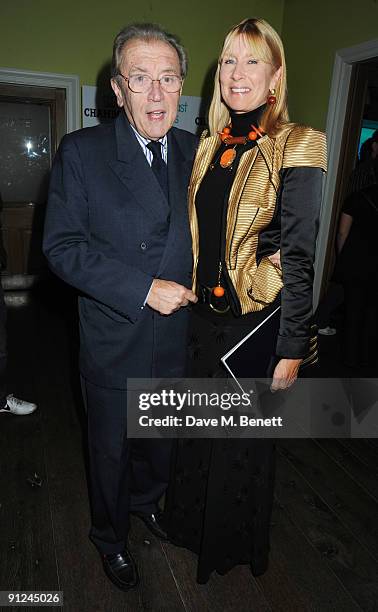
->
xmin=216 ymin=123 xmax=264 ymax=169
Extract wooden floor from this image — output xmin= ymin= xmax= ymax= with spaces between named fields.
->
xmin=0 ymin=282 xmax=377 ymax=611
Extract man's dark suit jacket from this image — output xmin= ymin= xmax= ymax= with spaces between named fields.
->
xmin=43 ymin=113 xmax=198 ymax=388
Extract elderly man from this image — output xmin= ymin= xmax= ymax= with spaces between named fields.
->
xmin=43 ymin=23 xmax=197 ymax=591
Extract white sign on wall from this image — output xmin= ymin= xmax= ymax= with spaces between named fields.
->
xmin=82 ymin=85 xmax=118 ymax=127
xmin=173 ymin=95 xmax=203 ymax=133
xmin=82 ymin=85 xmax=205 ymax=135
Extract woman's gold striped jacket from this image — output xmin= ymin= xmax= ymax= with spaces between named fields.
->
xmin=188 ymin=123 xmax=327 ymax=358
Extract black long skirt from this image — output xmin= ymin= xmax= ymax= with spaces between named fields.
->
xmin=165 ymin=302 xmax=278 ymax=584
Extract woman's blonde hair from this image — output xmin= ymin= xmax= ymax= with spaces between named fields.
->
xmin=208 ymin=18 xmax=289 ymax=137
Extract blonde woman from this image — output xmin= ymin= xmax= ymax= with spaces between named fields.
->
xmin=166 ymin=18 xmax=326 ymax=582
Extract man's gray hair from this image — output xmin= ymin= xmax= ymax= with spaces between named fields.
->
xmin=111 ymin=23 xmax=188 ymax=80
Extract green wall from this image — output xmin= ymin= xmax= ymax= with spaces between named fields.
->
xmin=1 ymin=0 xmax=284 ymax=96
xmin=4 ymin=0 xmax=376 ymax=130
xmin=281 ymin=0 xmax=378 ymax=130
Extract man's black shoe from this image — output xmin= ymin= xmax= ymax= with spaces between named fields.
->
xmin=102 ymin=549 xmax=139 ymax=591
xmin=132 ymin=511 xmax=168 ymax=541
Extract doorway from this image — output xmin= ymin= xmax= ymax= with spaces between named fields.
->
xmin=313 ymin=38 xmax=378 ymax=306
xmin=0 ymin=69 xmax=80 ymax=291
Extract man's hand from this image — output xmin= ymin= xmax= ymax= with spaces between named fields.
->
xmin=147 ymin=279 xmax=198 ymax=315
xmin=271 ymin=358 xmax=302 ymax=392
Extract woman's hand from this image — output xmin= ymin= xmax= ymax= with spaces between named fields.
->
xmin=267 ymin=249 xmax=281 ymax=268
xmin=271 ymin=358 xmax=302 ymax=391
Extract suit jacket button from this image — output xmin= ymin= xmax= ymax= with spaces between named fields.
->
xmin=140 ymin=242 xmax=147 ymax=251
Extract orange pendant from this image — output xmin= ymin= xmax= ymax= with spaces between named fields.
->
xmin=220 ymin=148 xmax=236 ymax=168
xmin=213 ymin=286 xmax=225 ymax=297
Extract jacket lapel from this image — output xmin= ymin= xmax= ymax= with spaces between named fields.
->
xmin=256 ymin=135 xmax=279 ymax=190
xmin=156 ymin=128 xmax=194 ymax=275
xmin=188 ymin=134 xmax=219 ymax=280
xmin=226 ymin=146 xmax=259 ymax=249
xmin=167 ymin=128 xmax=191 ymax=216
xmin=108 ymin=113 xmax=169 ymax=221
xmin=226 ymin=135 xmax=279 ymax=252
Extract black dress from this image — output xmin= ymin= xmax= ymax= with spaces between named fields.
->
xmin=165 ymin=107 xmax=278 ymax=583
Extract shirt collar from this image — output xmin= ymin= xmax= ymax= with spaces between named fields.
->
xmin=130 ymin=124 xmax=167 ymax=151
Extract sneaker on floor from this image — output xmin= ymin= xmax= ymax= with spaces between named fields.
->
xmin=318 ymin=326 xmax=337 ymax=336
xmin=0 ymin=394 xmax=37 ymax=415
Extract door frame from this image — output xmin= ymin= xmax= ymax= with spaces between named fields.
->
xmin=0 ymin=67 xmax=80 ymax=134
xmin=0 ymin=69 xmax=80 ymax=294
xmin=314 ymin=38 xmax=378 ymax=307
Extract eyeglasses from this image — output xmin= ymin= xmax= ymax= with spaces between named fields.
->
xmin=118 ymin=73 xmax=182 ymax=93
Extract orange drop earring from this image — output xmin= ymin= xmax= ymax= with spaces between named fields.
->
xmin=267 ymin=88 xmax=276 ymax=105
